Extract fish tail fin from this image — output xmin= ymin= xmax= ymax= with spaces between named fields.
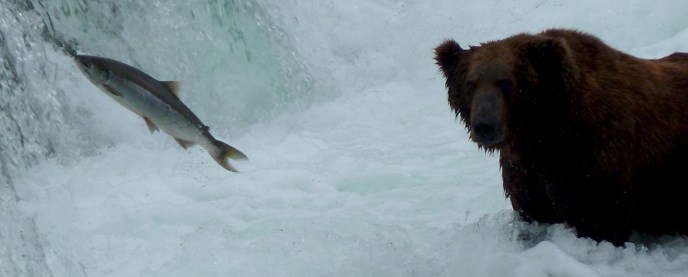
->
xmin=210 ymin=139 xmax=248 ymax=172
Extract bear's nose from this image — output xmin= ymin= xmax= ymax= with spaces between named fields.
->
xmin=471 ymin=119 xmax=502 ymax=146
xmin=473 ymin=122 xmax=495 ymax=141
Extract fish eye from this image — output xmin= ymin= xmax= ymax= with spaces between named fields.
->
xmin=83 ymin=62 xmax=92 ymax=69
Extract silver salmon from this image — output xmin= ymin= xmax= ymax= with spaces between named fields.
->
xmin=75 ymin=55 xmax=247 ymax=172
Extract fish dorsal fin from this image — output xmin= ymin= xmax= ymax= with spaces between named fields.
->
xmin=161 ymin=81 xmax=180 ymax=97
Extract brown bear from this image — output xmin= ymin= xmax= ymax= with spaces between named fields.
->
xmin=434 ymin=29 xmax=688 ymax=245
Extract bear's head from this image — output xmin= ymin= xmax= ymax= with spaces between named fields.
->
xmin=434 ymin=34 xmax=579 ymax=151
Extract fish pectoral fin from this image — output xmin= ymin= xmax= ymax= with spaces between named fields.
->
xmin=143 ymin=117 xmax=159 ymax=133
xmin=161 ymin=81 xmax=181 ymax=98
xmin=174 ymin=137 xmax=195 ymax=150
xmin=102 ymin=84 xmax=122 ymax=97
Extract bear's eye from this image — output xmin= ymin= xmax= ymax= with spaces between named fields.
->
xmin=496 ymin=79 xmax=513 ymax=95
xmin=464 ymin=80 xmax=477 ymax=91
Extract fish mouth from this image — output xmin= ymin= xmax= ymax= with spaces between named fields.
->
xmin=74 ymin=55 xmax=108 ymax=83
xmin=74 ymin=56 xmax=89 ymax=74
xmin=74 ymin=55 xmax=89 ymax=66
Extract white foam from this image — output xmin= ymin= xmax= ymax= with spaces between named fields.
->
xmin=14 ymin=0 xmax=688 ymax=276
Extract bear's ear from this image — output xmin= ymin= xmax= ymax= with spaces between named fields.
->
xmin=521 ymin=37 xmax=577 ymax=82
xmin=434 ymin=39 xmax=467 ymax=78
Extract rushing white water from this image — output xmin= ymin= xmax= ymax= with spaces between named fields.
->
xmin=4 ymin=0 xmax=688 ymax=276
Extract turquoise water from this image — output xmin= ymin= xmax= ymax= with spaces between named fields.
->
xmin=3 ymin=0 xmax=688 ymax=276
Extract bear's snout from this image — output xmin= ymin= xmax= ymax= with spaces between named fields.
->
xmin=471 ymin=118 xmax=503 ymax=147
xmin=469 ymin=89 xmax=505 ymax=148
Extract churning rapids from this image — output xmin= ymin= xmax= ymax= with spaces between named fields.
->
xmin=2 ymin=0 xmax=688 ymax=276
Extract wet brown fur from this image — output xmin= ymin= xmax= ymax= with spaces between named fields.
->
xmin=435 ymin=29 xmax=688 ymax=245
